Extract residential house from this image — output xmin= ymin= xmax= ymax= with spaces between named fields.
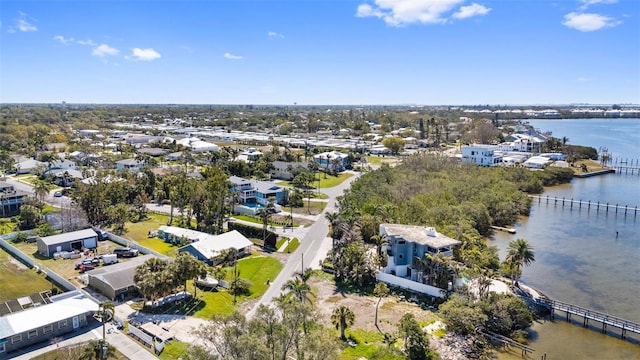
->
xmin=0 ymin=182 xmax=29 ymax=217
xmin=15 ymin=158 xmax=46 ymax=175
xmin=86 ymin=254 xmax=157 ymax=301
xmin=52 ymin=169 xmax=84 ymax=187
xmin=37 ymin=228 xmax=98 ymax=257
xmin=176 ymin=137 xmax=219 ymax=152
xmin=499 ymin=134 xmax=546 ymax=153
xmin=313 ymin=151 xmax=350 ymax=172
xmin=270 ymin=161 xmax=308 ymax=181
xmin=166 ymin=151 xmax=184 ymax=161
xmin=229 ymin=176 xmax=287 ymax=214
xmin=378 ymin=223 xmax=462 ymax=298
xmin=236 ymin=148 xmax=263 ymax=162
xmin=136 ymin=147 xmax=169 ymax=157
xmin=0 ymin=291 xmax=98 ymax=355
xmin=115 ymin=158 xmax=145 ymax=172
xmin=461 ymin=144 xmax=504 ymax=166
xmin=523 ymin=156 xmax=551 ymax=169
xmin=47 ymin=159 xmax=77 ymax=172
xmin=176 ymin=229 xmax=253 ymax=265
xmin=42 ymin=143 xmax=67 ymax=152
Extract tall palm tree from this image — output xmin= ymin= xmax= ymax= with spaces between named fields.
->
xmin=505 ymin=238 xmax=535 ymax=285
xmin=282 ymin=277 xmax=314 ymax=304
xmin=96 ymin=301 xmax=115 ymax=345
xmin=33 ymin=180 xmax=49 ymax=203
xmin=257 ymin=200 xmax=276 ymax=244
xmin=331 ymin=305 xmax=355 ymax=340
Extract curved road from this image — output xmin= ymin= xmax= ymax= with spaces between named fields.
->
xmin=246 ymin=172 xmax=361 ymax=318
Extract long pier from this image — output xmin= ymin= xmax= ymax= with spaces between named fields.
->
xmin=535 ymin=298 xmax=640 ymax=340
xmin=528 ymin=195 xmax=639 ymax=217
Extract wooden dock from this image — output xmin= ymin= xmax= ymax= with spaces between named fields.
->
xmin=479 ymin=330 xmax=535 ymax=356
xmin=528 ymin=195 xmax=639 ymax=217
xmin=535 ymin=298 xmax=640 ymax=340
xmin=491 ymin=225 xmax=516 ymax=234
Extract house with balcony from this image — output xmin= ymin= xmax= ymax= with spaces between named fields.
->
xmin=270 ymin=161 xmax=309 ymax=180
xmin=378 ymin=223 xmax=462 ymax=298
xmin=461 ymin=145 xmax=503 ymax=166
xmin=115 ymin=158 xmax=145 ymax=172
xmin=313 ymin=151 xmax=350 ymax=172
xmin=0 ymin=182 xmax=29 ymax=217
xmin=229 ymin=176 xmax=287 ymax=214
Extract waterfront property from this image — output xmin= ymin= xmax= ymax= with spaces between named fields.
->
xmin=378 ymin=223 xmax=462 ymax=298
xmin=461 ymin=144 xmax=503 ymax=166
xmin=37 ymin=228 xmax=98 ymax=257
xmin=0 ymin=291 xmax=98 ymax=354
xmin=86 ymin=254 xmax=157 ymax=300
xmin=0 ymin=182 xmax=29 ymax=217
xmin=177 ymin=229 xmax=253 ymax=265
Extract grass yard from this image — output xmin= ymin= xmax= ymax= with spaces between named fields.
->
xmin=339 ymin=328 xmax=404 ymax=360
xmin=0 ymin=247 xmax=55 ymax=301
xmin=282 ymin=200 xmax=327 ymax=216
xmin=122 ymin=213 xmax=171 ymax=242
xmin=134 ymin=237 xmax=181 ymax=257
xmin=315 ymin=173 xmax=353 ymax=188
xmin=159 ymin=341 xmax=190 ymax=360
xmin=155 ymin=254 xmax=285 ymax=319
xmin=283 ymin=238 xmax=300 ymax=253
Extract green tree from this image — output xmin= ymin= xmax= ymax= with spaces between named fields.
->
xmin=381 ymin=137 xmax=406 ymax=155
xmin=397 ymin=313 xmax=435 ymax=360
xmin=19 ymin=204 xmax=42 ymax=230
xmin=504 ymin=238 xmax=535 ymax=285
xmin=331 ymin=305 xmax=355 ymax=340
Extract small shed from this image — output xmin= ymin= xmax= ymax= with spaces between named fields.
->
xmin=37 ymin=229 xmax=98 ymax=257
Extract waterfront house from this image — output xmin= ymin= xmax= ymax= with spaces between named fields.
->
xmin=378 ymin=223 xmax=461 ymax=298
xmin=0 ymin=182 xmax=29 ymax=217
xmin=461 ymin=144 xmax=503 ymax=166
xmin=0 ymin=291 xmax=98 ymax=355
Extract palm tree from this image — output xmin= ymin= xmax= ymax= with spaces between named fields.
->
xmin=257 ymin=200 xmax=276 ymax=244
xmin=505 ymin=238 xmax=535 ymax=286
xmin=33 ymin=179 xmax=49 ymax=203
xmin=96 ymin=301 xmax=115 ymax=346
xmin=331 ymin=305 xmax=355 ymax=340
xmin=283 ymin=277 xmax=315 ymax=304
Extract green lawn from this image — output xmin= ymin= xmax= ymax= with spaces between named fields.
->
xmin=233 ymin=214 xmax=262 ymax=225
xmin=123 ymin=213 xmax=171 ymax=242
xmin=159 ymin=341 xmax=190 ymax=359
xmin=135 ymin=237 xmax=181 ymax=257
xmin=186 ymin=254 xmax=283 ymax=319
xmin=285 ymin=200 xmax=327 ymax=215
xmin=0 ymin=247 xmax=57 ymax=302
xmin=315 ymin=173 xmax=353 ymax=188
xmin=283 ymin=238 xmax=300 ymax=253
xmin=339 ymin=328 xmax=404 ymax=360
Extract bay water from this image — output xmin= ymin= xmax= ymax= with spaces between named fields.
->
xmin=492 ymin=118 xmax=640 ymax=359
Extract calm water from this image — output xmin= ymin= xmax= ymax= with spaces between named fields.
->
xmin=493 ymin=118 xmax=640 ymax=359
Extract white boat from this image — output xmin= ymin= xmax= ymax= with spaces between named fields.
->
xmin=196 ymin=276 xmax=219 ymax=288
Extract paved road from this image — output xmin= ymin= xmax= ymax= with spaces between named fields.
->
xmin=246 ymin=171 xmax=361 ymax=318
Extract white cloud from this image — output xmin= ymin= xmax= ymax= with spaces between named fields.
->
xmin=224 ymin=52 xmax=243 ymax=60
xmin=562 ymin=12 xmax=621 ymax=31
xmin=131 ymin=48 xmax=161 ymax=61
xmin=77 ymin=39 xmax=96 ymax=46
xmin=53 ymin=35 xmax=75 ymax=44
xmin=92 ymin=44 xmax=119 ymax=57
xmin=355 ymin=0 xmax=466 ymax=26
xmin=579 ymin=0 xmax=617 ymax=10
xmin=577 ymin=77 xmax=589 ymax=82
xmin=8 ymin=12 xmax=37 ymax=33
xmin=268 ymin=31 xmax=285 ymax=39
xmin=452 ymin=3 xmax=491 ymax=19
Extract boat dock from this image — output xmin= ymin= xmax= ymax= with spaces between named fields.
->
xmin=491 ymin=225 xmax=516 ymax=234
xmin=528 ymin=195 xmax=639 ymax=217
xmin=535 ymin=298 xmax=640 ymax=340
xmin=479 ymin=330 xmax=535 ymax=357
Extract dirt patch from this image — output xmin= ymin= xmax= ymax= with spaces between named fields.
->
xmin=309 ymin=276 xmax=436 ymax=334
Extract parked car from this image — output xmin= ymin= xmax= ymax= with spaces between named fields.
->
xmin=54 ymin=191 xmax=63 ymax=197
xmin=75 ymin=258 xmax=100 ymax=269
xmin=78 ymin=264 xmax=95 ymax=273
xmin=113 ymin=248 xmax=139 ymax=258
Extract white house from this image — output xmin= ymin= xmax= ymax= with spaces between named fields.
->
xmin=115 ymin=158 xmax=145 ymax=172
xmin=174 ymin=229 xmax=253 ymax=264
xmin=461 ymin=145 xmax=503 ymax=166
xmin=523 ymin=156 xmax=551 ymax=169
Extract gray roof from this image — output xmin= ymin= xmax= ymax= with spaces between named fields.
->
xmin=254 ymin=181 xmax=286 ymax=194
xmin=39 ymin=228 xmax=97 ymax=246
xmin=116 ymin=158 xmax=144 ymax=166
xmin=87 ymin=254 xmax=156 ymax=291
xmin=272 ymin=161 xmax=308 ymax=169
xmin=380 ymin=223 xmax=462 ymax=249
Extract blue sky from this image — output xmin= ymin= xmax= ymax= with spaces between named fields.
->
xmin=1 ymin=0 xmax=638 ymax=105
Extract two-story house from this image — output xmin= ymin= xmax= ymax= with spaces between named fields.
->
xmin=115 ymin=158 xmax=145 ymax=172
xmin=270 ymin=161 xmax=309 ymax=181
xmin=313 ymin=151 xmax=350 ymax=172
xmin=378 ymin=223 xmax=462 ymax=298
xmin=461 ymin=144 xmax=503 ymax=166
xmin=0 ymin=182 xmax=29 ymax=217
xmin=229 ymin=176 xmax=287 ymax=214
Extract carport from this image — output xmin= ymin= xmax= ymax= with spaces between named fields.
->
xmin=140 ymin=322 xmax=175 ymax=342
